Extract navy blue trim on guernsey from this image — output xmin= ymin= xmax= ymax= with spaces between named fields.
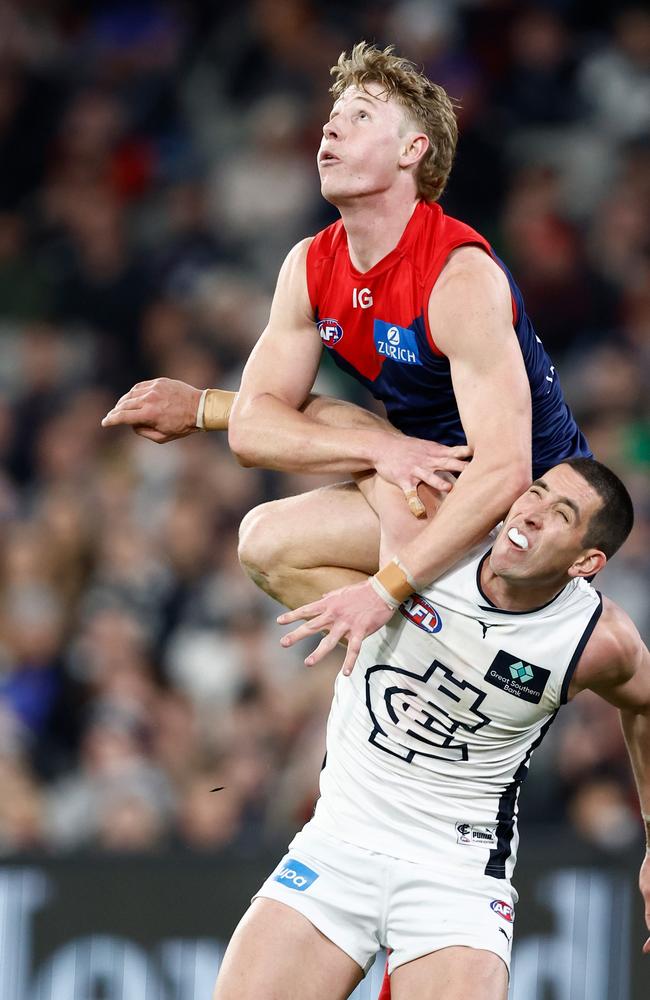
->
xmin=484 ymin=711 xmax=558 ymax=879
xmin=559 ymin=592 xmax=603 ymax=705
xmin=309 ymin=753 xmax=328 ymax=820
xmin=476 ymin=550 xmax=569 ymax=615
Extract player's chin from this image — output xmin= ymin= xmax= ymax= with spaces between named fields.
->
xmin=491 ymin=547 xmax=530 ymax=577
xmin=320 ymin=178 xmax=350 ymax=205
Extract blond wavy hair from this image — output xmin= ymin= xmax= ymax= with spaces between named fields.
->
xmin=330 ymin=42 xmax=458 ymax=203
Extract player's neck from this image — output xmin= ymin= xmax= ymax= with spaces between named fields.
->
xmin=339 ymin=195 xmax=419 ymax=273
xmin=480 ymin=563 xmax=567 ymax=613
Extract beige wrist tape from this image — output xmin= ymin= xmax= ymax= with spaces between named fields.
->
xmin=371 ymin=557 xmax=417 ymax=609
xmin=196 ymin=389 xmax=236 ymax=431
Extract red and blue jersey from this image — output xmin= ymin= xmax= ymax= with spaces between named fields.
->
xmin=306 ymin=201 xmax=590 ymax=479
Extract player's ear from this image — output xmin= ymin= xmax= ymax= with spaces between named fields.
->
xmin=399 ymin=133 xmax=429 ymax=169
xmin=568 ymin=548 xmax=607 ymax=579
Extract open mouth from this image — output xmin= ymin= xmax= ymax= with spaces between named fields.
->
xmin=507 ymin=527 xmax=529 ymax=551
xmin=319 ymin=151 xmax=340 ymax=165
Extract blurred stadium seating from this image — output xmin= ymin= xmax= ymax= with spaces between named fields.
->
xmin=0 ymin=0 xmax=648 ymax=975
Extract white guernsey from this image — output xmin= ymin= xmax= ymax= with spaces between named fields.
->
xmin=310 ymin=537 xmax=601 ymax=877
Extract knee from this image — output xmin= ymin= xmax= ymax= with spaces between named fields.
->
xmin=238 ymin=501 xmax=286 ymax=583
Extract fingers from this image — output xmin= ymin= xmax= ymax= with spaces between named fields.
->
xmin=118 ymin=384 xmax=153 ymax=402
xmin=436 ymin=456 xmax=469 ymax=473
xmin=341 ymin=637 xmax=362 ymax=675
xmin=419 ymin=451 xmax=468 ymax=474
xmin=279 ymin=618 xmax=328 ymax=648
xmin=102 ymin=381 xmax=163 ymax=426
xmin=101 ymin=403 xmax=146 ymax=427
xmin=420 ymin=442 xmax=472 ymax=459
xmin=277 ymin=602 xmax=324 ymax=626
xmin=417 ymin=471 xmax=455 ymax=493
xmin=304 ymin=628 xmax=344 ymax=667
xmin=404 ymin=488 xmax=426 ymax=518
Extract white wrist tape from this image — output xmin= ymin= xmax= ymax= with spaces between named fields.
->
xmin=195 ymin=388 xmax=208 ymax=430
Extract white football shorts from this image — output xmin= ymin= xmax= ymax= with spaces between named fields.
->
xmin=253 ymin=824 xmax=517 ymax=976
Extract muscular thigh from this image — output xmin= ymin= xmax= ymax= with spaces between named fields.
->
xmin=356 ymin=474 xmax=446 ymax=565
xmin=213 ymin=898 xmax=363 ymax=1000
xmin=390 ymin=945 xmax=508 ymax=1000
xmin=249 ymin=481 xmax=381 ymax=575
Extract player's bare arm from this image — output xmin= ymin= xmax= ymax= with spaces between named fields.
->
xmin=570 ymin=598 xmax=650 ymax=955
xmin=102 ymin=239 xmax=469 ymax=502
xmin=279 ymin=247 xmax=532 ymax=672
xmin=229 ymin=239 xmax=468 ymax=492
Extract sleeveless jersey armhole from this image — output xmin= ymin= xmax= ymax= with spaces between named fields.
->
xmin=489 ymin=250 xmax=519 ymax=326
xmin=305 ymin=235 xmax=320 ymax=314
xmin=559 ymin=593 xmax=604 ymax=705
xmin=423 ymin=239 xmax=518 ymax=354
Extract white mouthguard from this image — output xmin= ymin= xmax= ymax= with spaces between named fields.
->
xmin=507 ymin=527 xmax=529 ymax=550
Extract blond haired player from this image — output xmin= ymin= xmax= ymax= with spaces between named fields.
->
xmin=103 ymin=43 xmax=592 ymax=672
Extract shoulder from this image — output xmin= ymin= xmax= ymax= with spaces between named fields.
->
xmin=435 ymin=245 xmax=511 ymax=300
xmin=286 ymin=236 xmax=314 ymax=267
xmin=272 ymin=238 xmax=316 ymax=318
xmin=277 ymin=237 xmax=314 ymax=286
xmin=428 ymin=245 xmax=515 ymax=357
xmin=307 ymin=219 xmax=345 ymax=261
xmin=571 ymin=596 xmax=647 ymax=696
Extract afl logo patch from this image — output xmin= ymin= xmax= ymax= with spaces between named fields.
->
xmin=317 ymin=319 xmax=343 ymax=346
xmin=399 ymin=594 xmax=442 ymax=634
xmin=490 ymin=900 xmax=514 ymax=923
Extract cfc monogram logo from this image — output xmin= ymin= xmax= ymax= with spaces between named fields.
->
xmin=352 ymin=287 xmax=373 ymax=309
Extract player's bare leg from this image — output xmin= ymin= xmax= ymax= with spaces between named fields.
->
xmin=239 ymin=461 xmax=448 ymax=614
xmin=213 ymin=898 xmax=364 ymax=1000
xmin=102 ymin=380 xmax=453 ymax=607
xmin=390 ymin=946 xmax=508 ymax=1000
xmin=238 ymin=394 xmax=449 ymax=608
xmin=238 ymin=480 xmax=379 ymax=608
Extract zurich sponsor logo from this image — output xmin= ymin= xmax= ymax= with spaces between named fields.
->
xmin=373 ymin=320 xmax=421 ymax=365
xmin=317 ymin=318 xmax=343 ymax=347
xmin=490 ymin=899 xmax=515 ymax=923
xmin=274 ymin=859 xmax=319 ymax=892
xmin=400 ymin=594 xmax=442 ymax=634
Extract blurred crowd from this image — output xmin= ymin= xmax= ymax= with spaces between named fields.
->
xmin=0 ymin=0 xmax=648 ymax=859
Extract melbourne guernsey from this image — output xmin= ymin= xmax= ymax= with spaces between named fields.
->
xmin=307 ymin=201 xmax=591 ymax=479
xmin=308 ymin=538 xmax=602 ymax=880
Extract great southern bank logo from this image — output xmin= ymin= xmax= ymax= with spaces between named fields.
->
xmin=373 ymin=319 xmax=421 ymax=365
xmin=484 ymin=650 xmax=550 ymax=704
xmin=273 ymin=859 xmax=319 ymax=892
xmin=509 ymin=661 xmax=534 ymax=684
xmin=317 ymin=318 xmax=343 ymax=346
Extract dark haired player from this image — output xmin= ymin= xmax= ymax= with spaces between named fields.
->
xmin=214 ymin=459 xmax=650 ymax=1000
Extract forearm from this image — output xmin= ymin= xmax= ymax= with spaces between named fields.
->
xmin=302 ymin=394 xmax=394 ymax=434
xmin=621 ymin=708 xmax=650 ymax=845
xmin=393 ymin=458 xmax=529 ymax=587
xmin=228 ymin=392 xmax=389 ymax=474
